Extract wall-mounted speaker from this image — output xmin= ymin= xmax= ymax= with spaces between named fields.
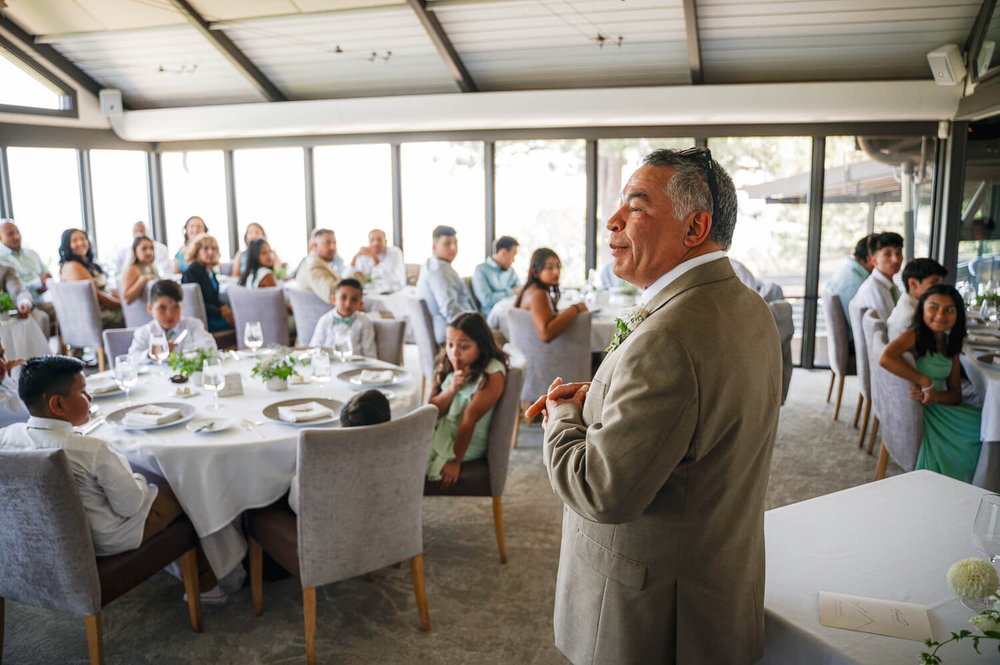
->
xmin=99 ymin=89 xmax=123 ymax=117
xmin=926 ymin=44 xmax=966 ymax=86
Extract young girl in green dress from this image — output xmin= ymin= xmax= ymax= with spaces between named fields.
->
xmin=426 ymin=312 xmax=508 ymax=488
xmin=880 ymin=284 xmax=983 ymax=482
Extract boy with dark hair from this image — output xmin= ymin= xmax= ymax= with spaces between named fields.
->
xmin=823 ymin=234 xmax=877 ymax=341
xmin=472 ymin=235 xmax=520 ymax=316
xmin=887 ymin=258 xmax=948 ymax=339
xmin=129 ymin=279 xmax=216 ymax=361
xmin=851 ymin=231 xmax=904 ymax=321
xmin=417 ymin=225 xmax=476 ymax=343
xmin=309 ymin=278 xmax=376 ymax=357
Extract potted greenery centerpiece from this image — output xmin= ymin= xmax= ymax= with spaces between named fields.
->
xmin=251 ymin=350 xmax=298 ymax=391
xmin=0 ymin=292 xmax=14 ymax=321
xmin=167 ymin=348 xmax=216 ymax=385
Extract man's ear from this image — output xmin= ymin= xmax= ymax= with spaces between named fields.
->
xmin=683 ymin=210 xmax=714 ymax=248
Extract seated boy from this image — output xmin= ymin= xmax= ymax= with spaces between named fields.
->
xmin=129 ymin=280 xmax=217 ymax=361
xmin=288 ymin=390 xmax=391 ymax=514
xmin=0 ymin=343 xmax=28 ymax=428
xmin=887 ymin=258 xmax=947 ymax=340
xmin=309 ymin=278 xmax=377 ymax=358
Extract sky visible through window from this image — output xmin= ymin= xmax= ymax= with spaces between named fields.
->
xmin=0 ymin=48 xmax=63 ymax=110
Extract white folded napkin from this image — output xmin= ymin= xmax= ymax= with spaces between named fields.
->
xmin=359 ymin=369 xmax=394 ymax=384
xmin=277 ymin=401 xmax=333 ymax=423
xmin=123 ymin=404 xmax=182 ymax=427
xmin=87 ymin=377 xmax=119 ymax=394
xmin=968 ymin=334 xmax=999 ymax=344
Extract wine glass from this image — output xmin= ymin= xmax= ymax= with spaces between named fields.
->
xmin=149 ymin=333 xmax=170 ymax=373
xmin=312 ymin=351 xmax=331 ymax=389
xmin=244 ymin=321 xmax=264 ymax=358
xmin=114 ymin=354 xmax=138 ymax=406
xmin=203 ymin=357 xmax=224 ymax=411
xmin=974 ymin=494 xmax=1000 ymax=566
xmin=332 ymin=325 xmax=353 ymax=362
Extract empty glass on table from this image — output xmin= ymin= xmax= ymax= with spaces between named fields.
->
xmin=203 ymin=357 xmax=224 ymax=411
xmin=114 ymin=354 xmax=138 ymax=406
xmin=332 ymin=325 xmax=353 ymax=362
xmin=149 ymin=332 xmax=170 ymax=372
xmin=244 ymin=321 xmax=264 ymax=358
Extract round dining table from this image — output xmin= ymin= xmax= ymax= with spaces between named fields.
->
xmin=962 ymin=329 xmax=1000 ymax=491
xmin=84 ymin=353 xmax=420 ymax=578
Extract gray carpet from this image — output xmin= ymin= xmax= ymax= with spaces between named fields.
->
xmin=2 ymin=368 xmax=898 ymax=664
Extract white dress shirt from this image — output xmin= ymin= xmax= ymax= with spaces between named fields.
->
xmin=309 ymin=310 xmax=377 ymax=358
xmin=128 ymin=316 xmax=217 ymax=361
xmin=851 ymin=270 xmax=898 ymax=323
xmin=887 ymin=292 xmax=917 ymax=340
xmin=0 ymin=374 xmax=28 ymax=428
xmin=0 ymin=416 xmax=156 ymax=555
xmin=640 ymin=250 xmax=728 ymax=306
xmin=353 ymin=246 xmax=406 ymax=291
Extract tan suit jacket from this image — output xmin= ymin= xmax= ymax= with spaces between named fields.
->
xmin=295 ymin=252 xmax=342 ymax=304
xmin=544 ymin=257 xmax=781 ymax=665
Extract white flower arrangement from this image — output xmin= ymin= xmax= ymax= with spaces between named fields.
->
xmin=605 ymin=306 xmax=650 ymax=353
xmin=920 ymin=557 xmax=1000 ymax=664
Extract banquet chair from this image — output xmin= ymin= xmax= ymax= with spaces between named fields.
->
xmin=462 ymin=276 xmax=482 ymax=311
xmin=424 ymin=365 xmax=524 ymax=564
xmin=406 ymin=297 xmax=438 ymax=401
xmin=122 ymin=280 xmax=153 ymax=329
xmin=287 ymin=288 xmax=334 ymax=348
xmin=228 ymin=285 xmax=290 ymax=347
xmin=768 ymin=300 xmax=794 ymax=405
xmin=0 ymin=449 xmax=202 ymax=665
xmin=867 ymin=317 xmax=923 ymax=479
xmin=820 ymin=290 xmax=856 ymax=420
xmin=102 ymin=328 xmax=137 ymax=364
xmin=860 ymin=309 xmax=886 ymax=454
xmin=246 ymin=405 xmax=438 ymax=665
xmin=506 ymin=308 xmax=591 ymax=404
xmin=51 ymin=281 xmax=107 ymax=372
xmin=181 ymin=283 xmax=237 ymax=350
xmin=849 ymin=302 xmax=875 ymax=449
xmin=373 ymin=318 xmax=406 ymax=366
xmin=405 ymin=263 xmax=420 ymax=286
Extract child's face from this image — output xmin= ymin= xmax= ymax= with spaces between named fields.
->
xmin=148 ymin=296 xmax=182 ymax=331
xmin=922 ymin=294 xmax=957 ymax=334
xmin=55 ymin=373 xmax=92 ymax=427
xmin=335 ymin=286 xmax=363 ymax=317
xmin=538 ymin=257 xmax=561 ymax=286
xmin=258 ymin=242 xmax=275 ymax=268
xmin=445 ymin=327 xmax=480 ymax=371
xmin=909 ymin=275 xmax=943 ymax=300
xmin=873 ymin=245 xmax=903 ymax=277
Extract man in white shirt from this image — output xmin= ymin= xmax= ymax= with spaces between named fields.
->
xmin=128 ymin=280 xmax=217 ymax=361
xmin=416 ymin=225 xmax=476 ymax=343
xmin=0 ymin=219 xmax=55 ymax=328
xmin=887 ymin=258 xmax=947 ymax=339
xmin=352 ymin=228 xmax=406 ymax=291
xmin=851 ymin=231 xmax=904 ymax=322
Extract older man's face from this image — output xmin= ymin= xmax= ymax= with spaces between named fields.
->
xmin=133 ymin=222 xmax=147 ymax=237
xmin=606 ymin=165 xmax=691 ymax=289
xmin=369 ymin=230 xmax=387 ymax=255
xmin=0 ymin=223 xmax=20 ymax=251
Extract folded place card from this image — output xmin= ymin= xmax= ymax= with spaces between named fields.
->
xmin=818 ymin=591 xmax=932 ymax=642
xmin=219 ymin=372 xmax=243 ymax=397
xmin=359 ymin=369 xmax=393 ymax=384
xmin=123 ymin=404 xmax=182 ymax=427
xmin=87 ymin=378 xmax=118 ymax=394
xmin=277 ymin=401 xmax=333 ymax=423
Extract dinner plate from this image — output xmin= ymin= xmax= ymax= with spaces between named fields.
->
xmin=336 ymin=367 xmax=407 ymax=387
xmin=89 ymin=383 xmax=125 ymax=398
xmin=262 ymin=397 xmax=343 ymax=426
xmin=106 ymin=402 xmax=197 ymax=431
xmin=186 ymin=417 xmax=232 ymax=434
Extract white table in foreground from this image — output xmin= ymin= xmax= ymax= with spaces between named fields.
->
xmin=88 ymin=355 xmax=419 ymax=578
xmin=961 ymin=351 xmax=1000 ymax=491
xmin=760 ymin=471 xmax=992 ymax=665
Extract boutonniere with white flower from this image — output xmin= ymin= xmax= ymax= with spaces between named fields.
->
xmin=605 ymin=306 xmax=650 ymax=353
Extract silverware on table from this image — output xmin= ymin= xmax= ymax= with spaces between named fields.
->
xmin=194 ymin=421 xmax=214 ymax=433
xmin=241 ymin=419 xmax=265 ymax=439
xmin=80 ymin=417 xmax=105 ymax=435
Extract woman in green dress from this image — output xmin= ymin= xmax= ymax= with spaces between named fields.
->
xmin=880 ymin=284 xmax=982 ymax=482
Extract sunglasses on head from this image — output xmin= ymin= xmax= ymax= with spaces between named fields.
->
xmin=674 ymin=147 xmax=719 ymax=220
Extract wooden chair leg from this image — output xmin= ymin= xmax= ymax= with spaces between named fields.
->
xmin=84 ymin=613 xmax=104 ymax=665
xmin=1 ymin=596 xmax=5 ymax=659
xmin=179 ymin=547 xmax=203 ymax=633
xmin=409 ymin=554 xmax=431 ymax=632
xmin=857 ymin=399 xmax=871 ymax=448
xmin=303 ymin=587 xmax=317 ymax=665
xmin=420 ymin=376 xmax=427 ymax=404
xmin=492 ymin=496 xmax=508 ymax=564
xmin=826 ymin=371 xmax=834 ymax=403
xmin=511 ymin=408 xmax=521 ymax=449
xmin=96 ymin=347 xmax=106 ymax=373
xmin=852 ymin=393 xmax=863 ymax=428
xmin=866 ymin=417 xmax=880 ymax=455
xmin=833 ymin=375 xmax=846 ymax=420
xmin=250 ymin=538 xmax=263 ymax=617
xmin=875 ymin=440 xmax=890 ymax=480
xmin=365 ymin=572 xmax=376 ymax=582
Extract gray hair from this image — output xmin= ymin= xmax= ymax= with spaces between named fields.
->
xmin=642 ymin=149 xmax=738 ymax=250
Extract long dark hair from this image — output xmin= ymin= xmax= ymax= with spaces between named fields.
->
xmin=182 ymin=216 xmax=207 ymax=245
xmin=514 ymin=247 xmax=560 ymax=310
xmin=432 ymin=312 xmax=509 ymax=394
xmin=911 ymin=284 xmax=966 ymax=358
xmin=58 ymin=228 xmax=102 ymax=273
xmin=238 ymin=239 xmax=270 ymax=286
xmin=131 ymin=235 xmax=154 ymax=266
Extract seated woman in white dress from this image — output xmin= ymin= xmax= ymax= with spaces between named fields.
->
xmin=238 ymin=239 xmax=279 ymax=289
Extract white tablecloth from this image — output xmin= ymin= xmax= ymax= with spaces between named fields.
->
xmin=0 ymin=316 xmax=50 ymax=359
xmin=364 ymin=285 xmax=415 ymax=320
xmin=962 ymin=353 xmax=1000 ymax=491
xmin=88 ymin=355 xmax=419 ymax=577
xmin=761 ymin=471 xmax=993 ymax=665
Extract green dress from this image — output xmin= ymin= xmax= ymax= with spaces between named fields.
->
xmin=426 ymin=358 xmax=506 ymax=481
xmin=914 ymin=352 xmax=983 ymax=483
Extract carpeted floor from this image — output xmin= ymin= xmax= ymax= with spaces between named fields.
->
xmin=2 ymin=368 xmax=898 ymax=664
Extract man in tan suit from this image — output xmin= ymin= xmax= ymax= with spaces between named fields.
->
xmin=296 ymin=228 xmax=346 ymax=304
xmin=540 ymin=148 xmax=782 ymax=664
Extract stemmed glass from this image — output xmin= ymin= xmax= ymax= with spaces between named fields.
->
xmin=203 ymin=357 xmax=224 ymax=411
xmin=964 ymin=494 xmax=1000 ymax=611
xmin=332 ymin=325 xmax=353 ymax=362
xmin=312 ymin=351 xmax=331 ymax=391
xmin=114 ymin=354 xmax=138 ymax=406
xmin=149 ymin=332 xmax=170 ymax=373
xmin=244 ymin=321 xmax=264 ymax=358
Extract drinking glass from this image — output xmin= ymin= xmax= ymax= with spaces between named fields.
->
xmin=312 ymin=351 xmax=332 ymax=388
xmin=114 ymin=354 xmax=138 ymax=406
xmin=149 ymin=333 xmax=170 ymax=372
xmin=973 ymin=494 xmax=1000 ymax=566
xmin=203 ymin=357 xmax=224 ymax=411
xmin=332 ymin=325 xmax=353 ymax=362
xmin=244 ymin=321 xmax=264 ymax=358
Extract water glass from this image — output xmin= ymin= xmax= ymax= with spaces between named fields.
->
xmin=149 ymin=333 xmax=170 ymax=371
xmin=332 ymin=325 xmax=353 ymax=362
xmin=203 ymin=357 xmax=224 ymax=411
xmin=312 ymin=351 xmax=332 ymax=386
xmin=973 ymin=494 xmax=1000 ymax=566
xmin=244 ymin=321 xmax=264 ymax=357
xmin=114 ymin=354 xmax=138 ymax=406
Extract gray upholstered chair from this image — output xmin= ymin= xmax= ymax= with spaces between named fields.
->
xmin=506 ymin=308 xmax=591 ymax=403
xmin=287 ymin=287 xmax=334 ymax=348
xmin=849 ymin=301 xmax=875 ymax=448
xmin=0 ymin=449 xmax=202 ymax=665
xmin=768 ymin=300 xmax=794 ymax=405
xmin=246 ymin=405 xmax=438 ymax=665
xmin=424 ymin=365 xmax=524 ymax=563
xmin=860 ymin=309 xmax=886 ymax=454
xmin=51 ymin=281 xmax=107 ymax=371
xmin=180 ymin=283 xmax=208 ymax=324
xmin=405 ymin=263 xmax=420 ymax=286
xmin=102 ymin=327 xmax=136 ymax=364
xmin=228 ymin=285 xmax=290 ymax=347
xmin=820 ymin=290 xmax=856 ymax=421
xmin=122 ymin=280 xmax=153 ymax=329
xmin=372 ymin=318 xmax=406 ymax=365
xmin=406 ymin=297 xmax=438 ymax=400
xmin=867 ymin=317 xmax=923 ymax=479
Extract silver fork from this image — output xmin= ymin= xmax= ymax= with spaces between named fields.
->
xmin=241 ymin=419 xmax=265 ymax=439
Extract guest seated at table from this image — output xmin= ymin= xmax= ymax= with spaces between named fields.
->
xmin=296 ymin=228 xmax=346 ymax=305
xmin=0 ymin=259 xmax=49 ymax=337
xmin=880 ymin=285 xmax=983 ymax=482
xmin=426 ymin=312 xmax=507 ymax=487
xmin=129 ymin=280 xmax=216 ymax=361
xmin=599 ymin=261 xmax=627 ymax=289
xmin=230 ymin=223 xmax=282 ymax=277
xmin=825 ymin=234 xmax=876 ymax=341
xmin=416 ymin=225 xmax=477 ymax=344
xmin=309 ymin=278 xmax=376 ymax=357
xmin=515 ymin=248 xmax=587 ymax=343
xmin=181 ymin=234 xmax=233 ymax=333
xmin=238 ymin=238 xmax=279 ymax=289
xmin=121 ymin=236 xmax=160 ymax=305
xmin=173 ymin=216 xmax=207 ymax=274
xmin=0 ymin=219 xmax=54 ymax=312
xmin=851 ymin=231 xmax=904 ymax=322
xmin=112 ymin=221 xmax=172 ymax=278
xmin=59 ymin=228 xmax=123 ymax=328
xmin=351 ymin=228 xmax=406 ymax=291
xmin=0 ymin=343 xmax=27 ymax=428
xmin=472 ymin=235 xmax=520 ymax=316
xmin=887 ymin=258 xmax=947 ymax=340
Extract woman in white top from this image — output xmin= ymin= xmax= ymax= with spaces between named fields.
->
xmin=238 ymin=239 xmax=278 ymax=289
xmin=121 ymin=236 xmax=159 ymax=305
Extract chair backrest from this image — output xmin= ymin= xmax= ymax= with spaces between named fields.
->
xmin=849 ymin=301 xmax=873 ymax=399
xmin=51 ymin=281 xmax=103 ymax=348
xmin=122 ymin=280 xmax=153 ymax=329
xmin=103 ymin=327 xmax=137 ymax=363
xmin=181 ymin=283 xmax=208 ymax=324
xmin=406 ymin=297 xmax=438 ymax=381
xmin=758 ymin=281 xmax=784 ymax=303
xmin=372 ymin=318 xmax=406 ymax=365
xmin=405 ymin=263 xmax=420 ymax=286
xmin=867 ymin=318 xmax=923 ymax=471
xmin=462 ymin=276 xmax=482 ymax=311
xmin=485 ymin=365 xmax=524 ymax=496
xmin=821 ymin=289 xmax=853 ymax=375
xmin=295 ymin=404 xmax=438 ymax=589
xmin=219 ymin=261 xmax=233 ymax=276
xmin=0 ymin=448 xmax=100 ymax=616
xmin=507 ymin=308 xmax=592 ymax=401
xmin=768 ymin=300 xmax=794 ymax=405
xmin=286 ymin=287 xmax=334 ymax=348
xmin=227 ymin=285 xmax=290 ymax=347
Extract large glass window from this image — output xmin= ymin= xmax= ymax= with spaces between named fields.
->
xmin=957 ymin=129 xmax=1000 ymax=301
xmin=0 ymin=47 xmax=64 ymax=110
xmin=90 ymin=150 xmax=149 ymax=272
xmin=401 ymin=142 xmax=484 ymax=276
xmin=6 ymin=147 xmax=81 ymax=275
xmin=313 ymin=144 xmax=393 ymax=266
xmin=162 ymin=151 xmax=229 ymax=262
xmin=495 ymin=140 xmax=587 ymax=287
xmin=234 ymin=148 xmax=307 ymax=271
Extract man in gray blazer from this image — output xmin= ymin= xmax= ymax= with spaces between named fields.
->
xmin=540 ymin=148 xmax=782 ymax=664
